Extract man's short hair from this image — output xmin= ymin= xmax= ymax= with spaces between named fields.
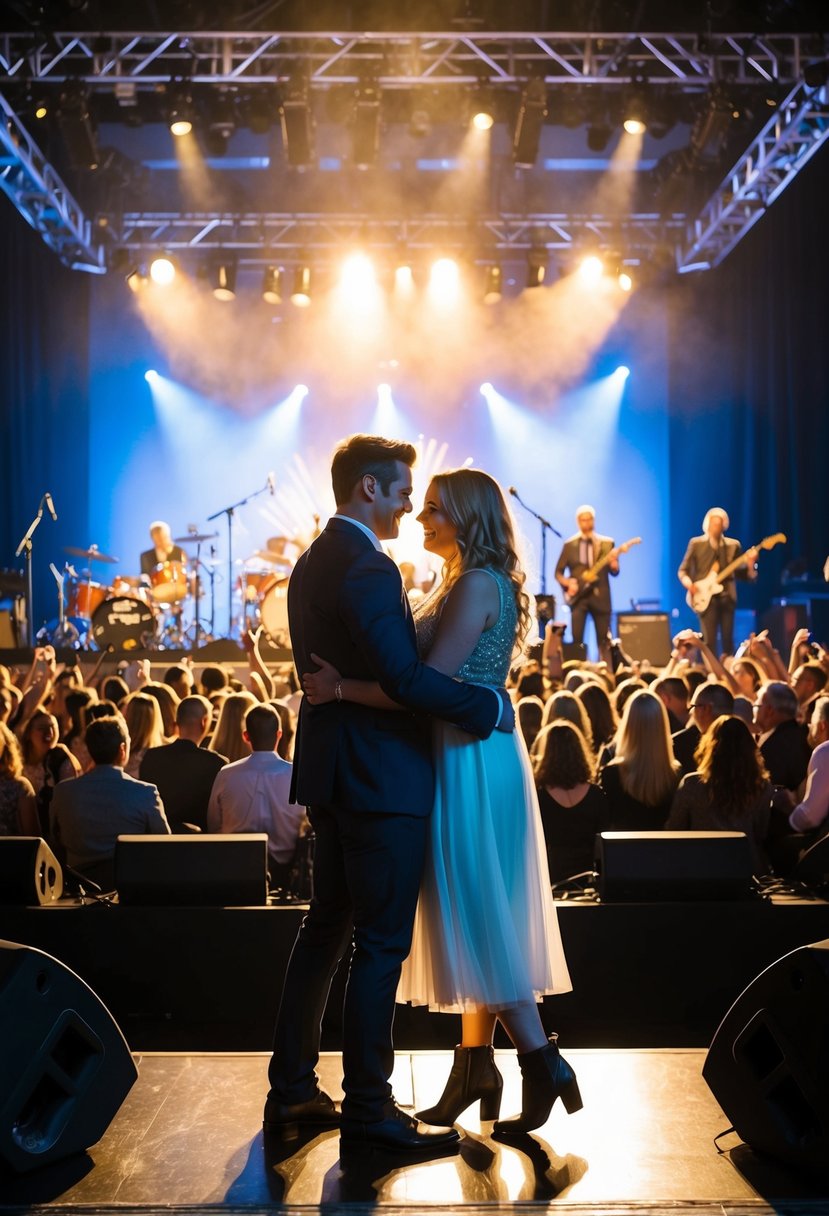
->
xmin=653 ymin=676 xmax=689 ymax=704
xmin=694 ymin=682 xmax=735 ymax=716
xmin=761 ymin=681 xmax=798 ymax=720
xmin=330 ymin=434 xmax=416 ymax=505
xmin=176 ymin=695 xmax=212 ymax=728
xmin=85 ymin=716 xmax=128 ymax=765
xmin=812 ymin=695 xmax=829 ymax=725
xmin=245 ymin=703 xmax=282 ymax=750
xmin=200 ymin=664 xmax=228 ymax=694
xmin=164 ymin=664 xmax=190 ymax=687
xmin=798 ymin=662 xmax=827 ymax=694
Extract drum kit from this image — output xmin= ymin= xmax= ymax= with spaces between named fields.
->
xmin=39 ymin=533 xmax=296 ymax=651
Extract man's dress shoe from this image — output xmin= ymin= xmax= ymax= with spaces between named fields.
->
xmin=263 ymin=1089 xmax=341 ymax=1135
xmin=340 ymin=1102 xmax=460 ymax=1153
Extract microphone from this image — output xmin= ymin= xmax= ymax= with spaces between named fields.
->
xmin=44 ymin=492 xmax=58 ymax=521
xmin=267 ymin=471 xmax=276 ymax=496
xmin=508 ymin=486 xmax=518 ymax=497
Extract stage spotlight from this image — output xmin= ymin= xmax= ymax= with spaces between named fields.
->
xmin=205 ymin=91 xmax=236 ymax=157
xmin=526 ymin=250 xmax=546 ymax=289
xmin=149 ymin=256 xmax=176 ymax=286
xmin=623 ymin=88 xmax=648 ymax=136
xmin=340 ymin=252 xmax=376 ymax=294
xmin=144 ymin=369 xmax=157 ymax=382
xmin=293 ymin=384 xmax=309 ymax=400
xmin=480 ymin=382 xmax=494 ymax=396
xmin=262 ymin=266 xmax=282 ymax=304
xmin=472 ymin=109 xmax=494 ymax=131
xmin=394 ymin=262 xmax=414 ymax=293
xmin=126 ymin=267 xmax=147 ymax=293
xmin=429 ymin=257 xmax=460 ymax=299
xmin=34 ymin=101 xmax=48 ymax=120
xmin=291 ymin=265 xmax=312 ymax=307
xmin=351 ymin=82 xmax=381 ymax=169
xmin=616 ymin=365 xmax=631 ymax=379
xmin=618 ymin=270 xmax=633 ymax=292
xmin=483 ymin=265 xmax=503 ymax=304
xmin=578 ymin=255 xmax=604 ymax=285
xmin=512 ymin=77 xmax=548 ymax=168
xmin=211 ymin=259 xmax=237 ymax=301
xmin=280 ymin=75 xmax=315 ymax=167
xmin=168 ymin=87 xmax=194 ymax=137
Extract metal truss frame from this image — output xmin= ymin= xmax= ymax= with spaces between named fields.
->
xmin=678 ymin=78 xmax=829 ymax=270
xmin=0 ymin=89 xmax=103 ymax=271
xmin=109 ymin=210 xmax=684 ymax=265
xmin=0 ymin=30 xmax=818 ymax=89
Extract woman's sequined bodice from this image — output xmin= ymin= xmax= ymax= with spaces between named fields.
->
xmin=412 ymin=567 xmax=517 ymax=686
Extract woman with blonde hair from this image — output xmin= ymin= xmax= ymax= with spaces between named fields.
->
xmin=123 ymin=692 xmax=165 ymax=778
xmin=539 ymin=689 xmax=594 ymax=753
xmin=209 ymin=691 xmax=257 ymax=763
xmin=600 ymin=688 xmax=681 ymax=829
xmin=142 ymin=682 xmax=179 ymax=740
xmin=0 ymin=722 xmax=39 ymax=836
xmin=304 ymin=467 xmax=577 ymax=1135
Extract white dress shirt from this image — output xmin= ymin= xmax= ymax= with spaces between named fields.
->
xmin=206 ymin=750 xmax=305 ymax=863
xmin=789 ymin=739 xmax=829 ymax=833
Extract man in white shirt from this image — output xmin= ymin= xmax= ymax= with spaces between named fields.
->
xmin=207 ymin=703 xmax=305 ymax=886
xmin=789 ymin=695 xmax=829 ymax=836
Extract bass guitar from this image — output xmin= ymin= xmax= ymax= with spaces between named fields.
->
xmin=565 ymin=537 xmax=642 ymax=608
xmin=686 ymin=532 xmax=786 ymax=614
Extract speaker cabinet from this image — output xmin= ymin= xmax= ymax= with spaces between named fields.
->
xmin=595 ymin=831 xmax=755 ymax=901
xmin=0 ymin=940 xmax=137 ymax=1173
xmin=0 ymin=838 xmax=63 ymax=905
xmin=790 ymin=834 xmax=829 ymax=885
xmin=615 ymin=612 xmax=672 ymax=666
xmin=703 ymin=939 xmax=829 ymax=1167
xmin=115 ymin=833 xmax=269 ymax=906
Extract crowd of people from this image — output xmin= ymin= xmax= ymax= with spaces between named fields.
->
xmin=0 ymin=632 xmax=307 ymax=893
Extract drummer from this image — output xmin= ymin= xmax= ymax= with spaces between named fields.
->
xmin=139 ymin=521 xmax=187 ymax=584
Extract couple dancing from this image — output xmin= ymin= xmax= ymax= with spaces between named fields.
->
xmin=264 ymin=434 xmax=579 ymax=1154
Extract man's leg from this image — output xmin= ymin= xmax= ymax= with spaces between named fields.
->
xmin=698 ymin=602 xmax=719 ymax=653
xmin=570 ymin=603 xmax=587 ymax=650
xmin=334 ymin=808 xmax=428 ymax=1122
xmin=267 ymin=804 xmax=354 ymax=1104
xmin=590 ymin=608 xmax=612 ymax=665
xmin=719 ymin=597 xmax=736 ymax=656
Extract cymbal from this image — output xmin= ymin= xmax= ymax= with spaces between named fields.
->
xmin=173 ymin=532 xmax=219 ymax=544
xmin=64 ymin=545 xmax=119 ymax=564
xmin=250 ymin=549 xmax=294 ymax=566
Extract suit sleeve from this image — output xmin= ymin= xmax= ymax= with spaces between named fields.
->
xmin=339 ymin=550 xmax=499 ymax=738
xmin=677 ymin=539 xmax=696 ymax=584
xmin=144 ymin=786 xmax=171 ymax=834
xmin=554 ymin=543 xmax=569 ymax=581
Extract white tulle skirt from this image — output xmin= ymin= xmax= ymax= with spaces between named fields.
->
xmin=397 ymin=721 xmax=573 ymax=1013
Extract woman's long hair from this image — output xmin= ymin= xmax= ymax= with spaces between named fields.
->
xmin=610 ymin=689 xmax=680 ymax=807
xmin=123 ymin=692 xmax=165 ymax=754
xmin=533 ymin=720 xmax=595 ymax=790
xmin=540 ymin=690 xmax=594 ymax=752
xmin=577 ymin=680 xmax=618 ymax=750
xmin=695 ymin=715 xmax=769 ymax=814
xmin=0 ymin=722 xmax=23 ymax=780
xmin=143 ymin=682 xmax=179 ymax=740
xmin=209 ymin=691 xmax=257 ymax=763
xmin=429 ymin=468 xmax=532 ymax=647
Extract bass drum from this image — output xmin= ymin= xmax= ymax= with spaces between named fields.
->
xmin=91 ymin=595 xmax=156 ymax=651
xmin=259 ymin=578 xmax=289 ymax=644
xmin=67 ymin=579 xmax=108 ymax=620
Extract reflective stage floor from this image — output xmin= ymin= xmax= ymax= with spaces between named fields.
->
xmin=2 ymin=1050 xmax=827 ymax=1215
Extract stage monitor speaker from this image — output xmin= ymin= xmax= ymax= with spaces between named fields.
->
xmin=790 ymin=834 xmax=829 ymax=885
xmin=615 ymin=612 xmax=672 ymax=666
xmin=0 ymin=940 xmax=137 ymax=1173
xmin=0 ymin=838 xmax=63 ymax=905
xmin=595 ymin=831 xmax=755 ymax=902
xmin=703 ymin=939 xmax=829 ymax=1167
xmin=115 ymin=833 xmax=269 ymax=906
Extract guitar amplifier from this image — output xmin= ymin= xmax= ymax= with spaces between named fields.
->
xmin=615 ymin=612 xmax=672 ymax=666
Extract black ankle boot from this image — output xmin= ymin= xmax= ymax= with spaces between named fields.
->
xmin=493 ymin=1036 xmax=582 ymax=1135
xmin=416 ymin=1045 xmax=503 ymax=1125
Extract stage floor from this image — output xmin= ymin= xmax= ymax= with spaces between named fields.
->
xmin=2 ymin=1050 xmax=826 ymax=1214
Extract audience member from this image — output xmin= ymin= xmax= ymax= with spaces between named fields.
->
xmin=123 ymin=692 xmax=165 ymax=778
xmin=207 ymin=704 xmax=306 ymax=887
xmin=142 ymin=682 xmax=180 ymax=740
xmin=19 ymin=710 xmax=60 ymax=794
xmin=516 ymin=696 xmax=545 ymax=753
xmin=576 ymin=681 xmax=617 ymax=753
xmin=533 ymin=721 xmax=608 ymax=883
xmin=273 ymin=699 xmax=296 ymax=761
xmin=732 ymin=657 xmax=764 ymax=699
xmin=101 ymin=675 xmax=130 ymax=709
xmin=788 ymin=695 xmax=829 ymax=839
xmin=0 ymin=722 xmax=38 ymax=835
xmin=199 ymin=665 xmax=229 ymax=698
xmin=612 ymin=676 xmax=647 ymax=718
xmin=209 ymin=691 xmax=258 ymax=764
xmin=164 ymin=664 xmax=194 ymax=701
xmin=672 ymin=682 xmax=734 ymax=775
xmin=139 ymin=695 xmax=226 ymax=831
xmin=755 ymin=681 xmax=811 ymax=793
xmin=652 ymin=676 xmax=690 ymax=733
xmin=49 ymin=716 xmax=169 ymax=890
xmin=666 ymin=715 xmax=772 ymax=874
xmin=540 ymin=690 xmax=594 ymax=753
xmin=792 ymin=661 xmax=828 ymax=718
xmin=600 ymin=690 xmax=681 ymax=830
xmin=36 ymin=744 xmax=82 ymax=836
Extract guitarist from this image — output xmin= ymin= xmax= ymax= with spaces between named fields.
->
xmin=555 ymin=505 xmax=619 ymax=664
xmin=678 ymin=508 xmax=758 ymax=656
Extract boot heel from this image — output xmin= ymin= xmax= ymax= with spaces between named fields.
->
xmin=561 ymin=1077 xmax=583 ymax=1115
xmin=479 ymin=1087 xmax=503 ymax=1120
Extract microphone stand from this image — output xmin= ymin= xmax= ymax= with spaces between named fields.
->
xmin=207 ymin=479 xmax=272 ymax=639
xmin=509 ymin=488 xmax=562 ymax=596
xmin=14 ymin=496 xmax=52 ymax=648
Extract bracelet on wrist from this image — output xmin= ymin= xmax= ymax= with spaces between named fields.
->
xmin=335 ymin=681 xmax=343 ymax=703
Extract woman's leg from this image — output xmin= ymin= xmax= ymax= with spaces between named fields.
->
xmin=495 ymin=1002 xmax=549 ymax=1053
xmin=416 ymin=1006 xmax=503 ymax=1123
xmin=460 ymin=1007 xmax=497 ymax=1047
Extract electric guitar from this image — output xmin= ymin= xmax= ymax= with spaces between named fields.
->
xmin=564 ymin=537 xmax=642 ymax=608
xmin=686 ymin=532 xmax=787 ymax=614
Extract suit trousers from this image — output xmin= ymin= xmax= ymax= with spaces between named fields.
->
xmin=698 ymin=595 xmax=735 ymax=656
xmin=570 ymin=601 xmax=612 ymax=662
xmin=267 ymin=802 xmax=428 ymax=1121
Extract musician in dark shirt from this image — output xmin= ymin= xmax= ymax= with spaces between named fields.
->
xmin=555 ymin=505 xmax=619 ymax=664
xmin=678 ymin=508 xmax=757 ymax=656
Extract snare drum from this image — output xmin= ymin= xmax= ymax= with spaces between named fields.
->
xmin=237 ymin=569 xmax=272 ymax=604
xmin=110 ymin=575 xmax=150 ymax=605
xmin=260 ymin=578 xmax=289 ymax=642
xmin=91 ymin=595 xmax=156 ymax=651
xmin=150 ymin=561 xmax=188 ymax=603
xmin=67 ymin=578 xmax=107 ymax=620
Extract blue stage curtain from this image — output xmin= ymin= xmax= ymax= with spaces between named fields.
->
xmin=0 ymin=209 xmax=91 ymax=634
xmin=667 ymin=145 xmax=829 ymax=613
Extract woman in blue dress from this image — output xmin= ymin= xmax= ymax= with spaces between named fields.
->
xmin=303 ymin=468 xmax=580 ymax=1134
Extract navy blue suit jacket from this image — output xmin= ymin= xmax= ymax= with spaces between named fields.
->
xmin=288 ymin=517 xmax=500 ymax=815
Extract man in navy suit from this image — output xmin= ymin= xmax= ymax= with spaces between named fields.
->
xmin=264 ymin=434 xmax=511 ymax=1154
